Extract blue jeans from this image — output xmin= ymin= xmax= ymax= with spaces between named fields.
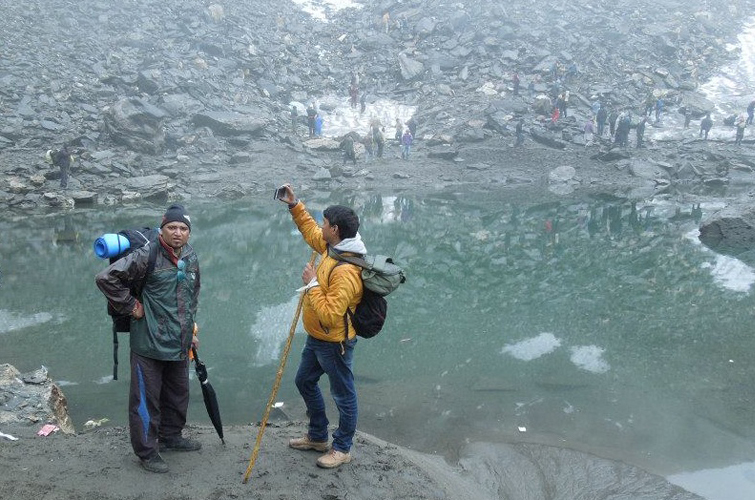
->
xmin=295 ymin=336 xmax=357 ymax=453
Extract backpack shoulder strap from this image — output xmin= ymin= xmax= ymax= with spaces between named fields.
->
xmin=328 ymin=247 xmax=368 ymax=268
xmin=133 ymin=240 xmax=159 ymax=300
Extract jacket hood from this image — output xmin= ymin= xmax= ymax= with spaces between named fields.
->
xmin=334 ymin=232 xmax=367 ymax=255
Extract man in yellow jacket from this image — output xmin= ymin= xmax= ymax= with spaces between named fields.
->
xmin=277 ymin=185 xmax=365 ymax=469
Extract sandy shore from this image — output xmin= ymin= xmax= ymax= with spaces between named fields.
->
xmin=0 ymin=421 xmax=491 ymax=500
xmin=0 ymin=417 xmax=706 ymax=500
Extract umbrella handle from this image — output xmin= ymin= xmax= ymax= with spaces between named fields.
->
xmin=192 ymin=346 xmax=200 ymax=363
xmin=242 ymin=249 xmax=318 ymax=484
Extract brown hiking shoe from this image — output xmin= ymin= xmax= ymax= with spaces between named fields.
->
xmin=316 ymin=449 xmax=352 ymax=469
xmin=288 ymin=435 xmax=329 ymax=452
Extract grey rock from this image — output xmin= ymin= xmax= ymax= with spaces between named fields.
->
xmin=192 ymin=111 xmax=268 ymax=137
xmin=103 ymin=98 xmax=167 ymax=154
xmin=398 ymin=53 xmax=425 ymax=81
xmin=313 ymin=167 xmax=331 ymax=180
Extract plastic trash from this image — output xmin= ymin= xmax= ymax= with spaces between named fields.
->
xmin=37 ymin=424 xmax=60 ymax=436
xmin=0 ymin=431 xmax=19 ymax=441
xmin=84 ymin=418 xmax=109 ymax=429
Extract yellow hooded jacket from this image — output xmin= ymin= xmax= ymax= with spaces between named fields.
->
xmin=291 ymin=202 xmax=363 ymax=342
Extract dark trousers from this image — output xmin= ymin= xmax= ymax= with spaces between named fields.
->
xmin=129 ymin=351 xmax=190 ymax=459
xmin=59 ymin=165 xmax=68 ymax=188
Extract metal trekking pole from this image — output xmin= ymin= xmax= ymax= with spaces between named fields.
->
xmin=242 ymin=250 xmax=318 ymax=484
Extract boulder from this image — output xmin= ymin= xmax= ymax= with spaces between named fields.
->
xmin=398 ymin=53 xmax=425 ymax=81
xmin=103 ymin=98 xmax=167 ymax=155
xmin=0 ymin=364 xmax=75 ymax=434
xmin=699 ymin=206 xmax=755 ymax=260
xmin=123 ymin=174 xmax=171 ymax=202
xmin=530 ymin=130 xmax=566 ymax=149
xmin=192 ymin=111 xmax=268 ymax=137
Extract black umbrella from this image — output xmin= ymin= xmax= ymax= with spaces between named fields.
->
xmin=192 ymin=347 xmax=225 ymax=444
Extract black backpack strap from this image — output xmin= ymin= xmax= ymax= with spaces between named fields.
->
xmin=133 ymin=240 xmax=159 ymax=300
xmin=112 ymin=322 xmax=119 ymax=380
xmin=328 ymin=259 xmax=355 ymax=342
xmin=112 ymin=241 xmax=158 ymax=381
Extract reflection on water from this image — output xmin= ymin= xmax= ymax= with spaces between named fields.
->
xmin=2 ymin=189 xmax=755 ymax=500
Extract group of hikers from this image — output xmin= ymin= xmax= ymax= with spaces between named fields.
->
xmin=96 ymin=195 xmax=371 ymax=473
xmin=522 ymin=65 xmax=752 ymax=149
xmin=341 ymin=116 xmax=416 ymax=165
xmin=291 ymin=103 xmax=323 ymax=138
xmin=290 ymin=72 xmax=418 ymax=164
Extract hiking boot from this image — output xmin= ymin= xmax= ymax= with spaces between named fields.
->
xmin=140 ymin=453 xmax=169 ymax=473
xmin=316 ymin=449 xmax=352 ymax=469
xmin=288 ymin=435 xmax=329 ymax=452
xmin=159 ymin=436 xmax=202 ymax=452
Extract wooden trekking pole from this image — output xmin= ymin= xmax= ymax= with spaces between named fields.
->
xmin=242 ymin=250 xmax=318 ymax=484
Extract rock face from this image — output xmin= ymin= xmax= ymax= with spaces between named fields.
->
xmin=699 ymin=206 xmax=755 ymax=263
xmin=0 ymin=0 xmax=753 ymax=212
xmin=0 ymin=364 xmax=75 ymax=434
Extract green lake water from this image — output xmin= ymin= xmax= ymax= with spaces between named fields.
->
xmin=2 ymin=188 xmax=755 ymax=498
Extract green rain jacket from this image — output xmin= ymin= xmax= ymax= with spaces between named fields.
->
xmin=96 ymin=237 xmax=200 ymax=361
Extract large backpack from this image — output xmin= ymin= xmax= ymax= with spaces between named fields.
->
xmin=95 ymin=227 xmax=160 ymax=379
xmin=329 ymin=248 xmax=406 ymax=339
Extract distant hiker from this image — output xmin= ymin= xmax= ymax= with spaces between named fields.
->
xmin=314 ymin=114 xmax=324 ymax=137
xmin=512 ymin=72 xmax=520 ymax=95
xmin=615 ymin=112 xmax=631 ymax=147
xmin=528 ymin=78 xmax=536 ymax=97
xmin=47 ymin=146 xmax=73 ymax=189
xmin=608 ymin=109 xmax=618 ymax=138
xmin=700 ymin=113 xmax=713 ymax=139
xmin=584 ymin=119 xmax=595 ymax=147
xmin=394 ymin=118 xmax=403 ymax=142
xmin=401 ymin=129 xmax=413 ymax=159
xmin=596 ymin=106 xmax=608 ymax=137
xmin=683 ymin=108 xmax=692 ymax=129
xmin=562 ymin=91 xmax=570 ymax=118
xmin=654 ymin=98 xmax=664 ymax=122
xmin=555 ymin=93 xmax=565 ymax=118
xmin=747 ymin=100 xmax=755 ymax=126
xmin=636 ymin=116 xmax=647 ymax=148
xmin=382 ymin=11 xmax=390 ymax=33
xmin=290 ymin=105 xmax=299 ymax=134
xmin=735 ymin=114 xmax=746 ymax=145
xmin=644 ymin=93 xmax=655 ymax=117
xmin=406 ymin=116 xmax=417 ymax=138
xmin=515 ymin=118 xmax=524 ymax=147
xmin=550 ymin=105 xmax=560 ymax=125
xmin=591 ymin=100 xmax=601 ymax=116
xmin=307 ymin=104 xmax=317 ymax=137
xmin=371 ymin=122 xmax=385 ymax=158
xmin=276 ymin=186 xmax=366 ymax=470
xmin=96 ymin=205 xmax=201 ymax=474
xmin=342 ymin=136 xmax=356 ymax=165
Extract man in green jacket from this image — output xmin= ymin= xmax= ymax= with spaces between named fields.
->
xmin=95 ymin=205 xmax=201 ymax=473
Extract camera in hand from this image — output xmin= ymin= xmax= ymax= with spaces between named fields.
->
xmin=274 ymin=186 xmax=287 ymax=200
